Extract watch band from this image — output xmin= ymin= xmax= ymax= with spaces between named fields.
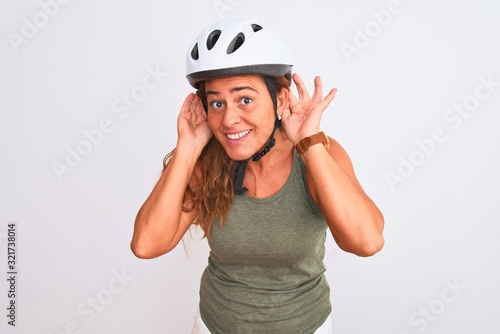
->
xmin=295 ymin=132 xmax=330 ymax=155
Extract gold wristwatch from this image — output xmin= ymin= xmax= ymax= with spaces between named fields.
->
xmin=295 ymin=132 xmax=330 ymax=155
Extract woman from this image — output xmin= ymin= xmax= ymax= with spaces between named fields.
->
xmin=131 ymin=18 xmax=384 ymax=334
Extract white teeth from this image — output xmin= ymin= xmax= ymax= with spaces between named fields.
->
xmin=227 ymin=130 xmax=250 ymax=140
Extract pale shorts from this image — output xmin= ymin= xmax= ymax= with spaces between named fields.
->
xmin=191 ymin=308 xmax=333 ymax=334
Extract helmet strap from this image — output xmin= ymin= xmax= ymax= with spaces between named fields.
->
xmin=233 ymin=76 xmax=280 ymax=195
xmin=233 ymin=159 xmax=249 ymax=195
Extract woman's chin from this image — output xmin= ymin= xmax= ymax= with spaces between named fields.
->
xmin=221 ymin=145 xmax=254 ymax=161
xmin=226 ymin=151 xmax=253 ymax=162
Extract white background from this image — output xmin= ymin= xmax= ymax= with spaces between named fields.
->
xmin=1 ymin=0 xmax=499 ymax=333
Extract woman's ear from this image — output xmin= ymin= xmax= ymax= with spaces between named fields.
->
xmin=276 ymin=88 xmax=290 ymax=119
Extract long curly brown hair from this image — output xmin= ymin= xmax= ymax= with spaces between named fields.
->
xmin=163 ymin=75 xmax=291 ymax=238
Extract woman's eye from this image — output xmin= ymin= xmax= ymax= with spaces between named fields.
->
xmin=240 ymin=97 xmax=252 ymax=105
xmin=210 ymin=101 xmax=224 ymax=109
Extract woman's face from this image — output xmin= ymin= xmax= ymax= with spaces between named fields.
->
xmin=205 ymin=75 xmax=277 ymax=161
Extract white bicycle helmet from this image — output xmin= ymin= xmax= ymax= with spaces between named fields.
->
xmin=186 ymin=18 xmax=293 ymax=88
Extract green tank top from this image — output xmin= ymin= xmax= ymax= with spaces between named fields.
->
xmin=199 ymin=152 xmax=331 ymax=334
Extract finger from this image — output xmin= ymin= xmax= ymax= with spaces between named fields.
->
xmin=281 ymin=108 xmax=291 ymax=121
xmin=195 ymin=99 xmax=208 ymax=122
xmin=190 ymin=98 xmax=203 ymax=123
xmin=292 ymin=73 xmax=310 ymax=101
xmin=179 ymin=94 xmax=197 ymax=126
xmin=188 ymin=94 xmax=202 ymax=113
xmin=180 ymin=93 xmax=196 ymax=113
xmin=310 ymin=76 xmax=323 ymax=102
xmin=325 ymin=88 xmax=338 ymax=102
xmin=186 ymin=95 xmax=200 ymax=123
xmin=317 ymin=88 xmax=338 ymax=111
xmin=190 ymin=95 xmax=202 ymax=115
xmin=288 ymin=90 xmax=299 ymax=110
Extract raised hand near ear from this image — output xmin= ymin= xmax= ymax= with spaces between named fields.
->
xmin=177 ymin=93 xmax=213 ymax=152
xmin=281 ymin=73 xmax=337 ymax=145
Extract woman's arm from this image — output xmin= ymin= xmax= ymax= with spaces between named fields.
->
xmin=303 ymin=137 xmax=384 ymax=257
xmin=130 ymin=93 xmax=212 ymax=259
xmin=131 ymin=149 xmax=200 ymax=259
xmin=282 ymin=73 xmax=384 ymax=257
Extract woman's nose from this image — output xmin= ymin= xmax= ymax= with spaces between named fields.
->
xmin=222 ymin=104 xmax=241 ymax=128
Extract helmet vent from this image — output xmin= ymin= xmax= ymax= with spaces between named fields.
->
xmin=227 ymin=32 xmax=245 ymax=54
xmin=251 ymin=24 xmax=262 ymax=32
xmin=206 ymin=29 xmax=221 ymax=50
xmin=190 ymin=43 xmax=199 ymax=60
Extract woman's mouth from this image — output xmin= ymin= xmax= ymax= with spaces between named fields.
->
xmin=226 ymin=130 xmax=251 ymax=141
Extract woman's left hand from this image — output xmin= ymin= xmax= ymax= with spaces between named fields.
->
xmin=281 ymin=73 xmax=337 ymax=145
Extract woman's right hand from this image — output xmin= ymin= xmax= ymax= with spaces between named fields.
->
xmin=177 ymin=93 xmax=213 ymax=151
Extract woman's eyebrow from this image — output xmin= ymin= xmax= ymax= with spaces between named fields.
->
xmin=231 ymin=86 xmax=258 ymax=93
xmin=206 ymin=86 xmax=258 ymax=96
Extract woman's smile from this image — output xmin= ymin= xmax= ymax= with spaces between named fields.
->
xmin=225 ymin=129 xmax=251 ymax=142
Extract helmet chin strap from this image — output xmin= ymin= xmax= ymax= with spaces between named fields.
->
xmin=233 ymin=76 xmax=279 ymax=195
